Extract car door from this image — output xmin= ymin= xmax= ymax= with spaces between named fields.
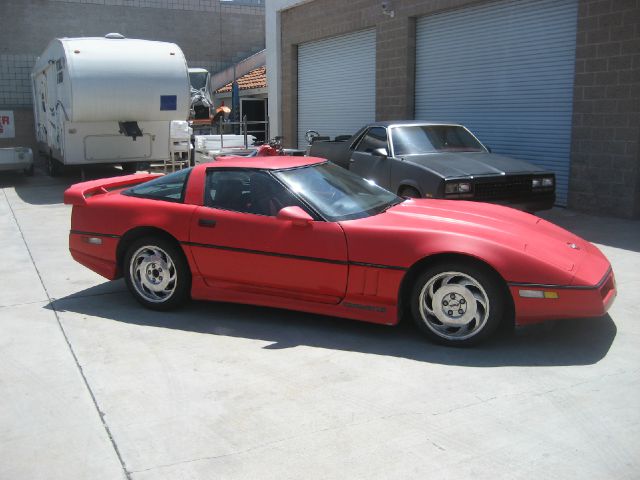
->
xmin=349 ymin=127 xmax=391 ymax=189
xmin=188 ymin=168 xmax=349 ymax=304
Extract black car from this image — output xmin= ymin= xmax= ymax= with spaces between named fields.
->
xmin=308 ymin=121 xmax=555 ymax=211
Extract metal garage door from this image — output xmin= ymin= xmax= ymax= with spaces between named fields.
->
xmin=298 ymin=29 xmax=375 ymax=148
xmin=415 ymin=0 xmax=578 ymax=205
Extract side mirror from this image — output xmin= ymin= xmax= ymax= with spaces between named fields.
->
xmin=373 ymin=147 xmax=388 ymax=159
xmin=276 ymin=206 xmax=313 ymax=227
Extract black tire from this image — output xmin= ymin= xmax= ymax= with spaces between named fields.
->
xmin=24 ymin=163 xmax=34 ymax=176
xmin=46 ymin=154 xmax=62 ymax=177
xmin=123 ymin=236 xmax=191 ymax=311
xmin=399 ymin=186 xmax=421 ymax=198
xmin=410 ymin=260 xmax=505 ymax=347
xmin=121 ymin=162 xmax=138 ymax=174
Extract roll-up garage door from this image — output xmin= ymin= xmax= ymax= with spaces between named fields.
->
xmin=415 ymin=0 xmax=578 ymax=205
xmin=298 ymin=29 xmax=375 ymax=149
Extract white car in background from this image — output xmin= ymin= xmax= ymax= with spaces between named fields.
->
xmin=0 ymin=147 xmax=34 ymax=176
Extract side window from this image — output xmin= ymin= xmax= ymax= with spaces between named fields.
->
xmin=355 ymin=127 xmax=387 ymax=154
xmin=123 ymin=168 xmax=191 ymax=202
xmin=56 ymin=58 xmax=64 ymax=84
xmin=205 ymin=170 xmax=304 ymax=216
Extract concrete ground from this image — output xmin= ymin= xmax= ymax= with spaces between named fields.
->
xmin=1 ymin=166 xmax=639 ymax=480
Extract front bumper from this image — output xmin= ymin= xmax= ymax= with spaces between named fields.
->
xmin=510 ymin=268 xmax=616 ymax=326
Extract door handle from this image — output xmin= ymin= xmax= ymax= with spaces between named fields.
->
xmin=198 ymin=218 xmax=217 ymax=228
xmin=349 ymin=158 xmax=355 ymax=163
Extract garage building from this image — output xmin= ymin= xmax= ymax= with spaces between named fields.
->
xmin=267 ymin=0 xmax=640 ymax=218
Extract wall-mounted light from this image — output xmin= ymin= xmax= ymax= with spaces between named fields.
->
xmin=381 ymin=1 xmax=395 ymax=18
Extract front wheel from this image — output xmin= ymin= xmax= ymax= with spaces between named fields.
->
xmin=410 ymin=261 xmax=505 ymax=346
xmin=399 ymin=186 xmax=421 ymax=198
xmin=124 ymin=237 xmax=191 ymax=311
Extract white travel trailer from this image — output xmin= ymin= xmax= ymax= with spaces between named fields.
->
xmin=32 ymin=34 xmax=190 ymax=175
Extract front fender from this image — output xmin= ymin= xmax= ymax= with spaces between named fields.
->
xmin=408 ymin=234 xmax=576 ymax=287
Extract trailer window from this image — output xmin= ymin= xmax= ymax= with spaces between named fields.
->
xmin=56 ymin=58 xmax=64 ymax=84
xmin=123 ymin=168 xmax=192 ymax=203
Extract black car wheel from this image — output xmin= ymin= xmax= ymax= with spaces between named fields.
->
xmin=46 ymin=154 xmax=62 ymax=177
xmin=410 ymin=261 xmax=505 ymax=346
xmin=124 ymin=237 xmax=191 ymax=311
xmin=399 ymin=186 xmax=421 ymax=198
xmin=121 ymin=162 xmax=138 ymax=174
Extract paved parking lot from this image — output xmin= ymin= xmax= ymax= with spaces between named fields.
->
xmin=1 ymin=167 xmax=639 ymax=480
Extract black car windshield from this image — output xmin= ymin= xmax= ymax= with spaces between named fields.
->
xmin=391 ymin=125 xmax=486 ymax=155
xmin=274 ymin=162 xmax=402 ymax=221
xmin=189 ymin=71 xmax=208 ymax=90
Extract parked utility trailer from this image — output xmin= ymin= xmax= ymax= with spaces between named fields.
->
xmin=32 ymin=34 xmax=190 ymax=175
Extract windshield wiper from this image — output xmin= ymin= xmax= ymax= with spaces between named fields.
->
xmin=376 ymin=198 xmax=404 ymax=214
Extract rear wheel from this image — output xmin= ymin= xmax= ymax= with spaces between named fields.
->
xmin=410 ymin=261 xmax=505 ymax=346
xmin=124 ymin=237 xmax=191 ymax=310
xmin=46 ymin=154 xmax=62 ymax=177
xmin=121 ymin=162 xmax=138 ymax=174
xmin=399 ymin=186 xmax=421 ymax=198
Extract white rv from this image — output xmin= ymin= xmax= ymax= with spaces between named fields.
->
xmin=32 ymin=34 xmax=190 ymax=175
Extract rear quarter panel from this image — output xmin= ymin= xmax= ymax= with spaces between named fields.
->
xmin=70 ymin=193 xmax=198 ymax=279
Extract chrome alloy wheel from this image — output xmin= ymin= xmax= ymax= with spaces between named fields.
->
xmin=418 ymin=271 xmax=490 ymax=341
xmin=129 ymin=245 xmax=178 ymax=303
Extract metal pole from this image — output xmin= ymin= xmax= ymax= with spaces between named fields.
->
xmin=243 ymin=115 xmax=248 ymax=149
xmin=219 ymin=116 xmax=224 ymax=149
xmin=266 ymin=116 xmax=270 ymax=142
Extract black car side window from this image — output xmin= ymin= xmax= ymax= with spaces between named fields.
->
xmin=205 ymin=169 xmax=305 ymax=217
xmin=123 ymin=167 xmax=191 ymax=203
xmin=355 ymin=127 xmax=388 ymax=154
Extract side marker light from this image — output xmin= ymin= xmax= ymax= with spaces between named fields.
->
xmin=519 ymin=289 xmax=559 ymax=299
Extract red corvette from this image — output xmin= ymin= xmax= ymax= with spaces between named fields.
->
xmin=64 ymin=157 xmax=616 ymax=346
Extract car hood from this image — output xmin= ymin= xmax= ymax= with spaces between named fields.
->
xmin=341 ymin=199 xmax=609 ymax=286
xmin=401 ymin=152 xmax=549 ymax=178
xmin=384 ymin=200 xmax=580 ymax=250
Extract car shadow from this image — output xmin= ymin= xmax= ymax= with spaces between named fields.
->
xmin=2 ymin=162 xmax=151 ymax=206
xmin=539 ymin=208 xmax=640 ymax=253
xmin=48 ymin=281 xmax=617 ymax=368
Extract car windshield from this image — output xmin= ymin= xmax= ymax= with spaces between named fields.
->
xmin=274 ymin=162 xmax=402 ymax=221
xmin=391 ymin=125 xmax=486 ymax=155
xmin=189 ymin=71 xmax=208 ymax=90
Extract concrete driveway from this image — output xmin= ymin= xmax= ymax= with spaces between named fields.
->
xmin=1 ymin=167 xmax=639 ymax=480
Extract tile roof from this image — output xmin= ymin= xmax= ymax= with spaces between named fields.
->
xmin=216 ymin=66 xmax=266 ymax=93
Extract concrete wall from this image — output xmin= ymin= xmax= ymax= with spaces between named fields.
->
xmin=0 ymin=0 xmax=265 ymax=151
xmin=274 ymin=0 xmax=640 ymax=218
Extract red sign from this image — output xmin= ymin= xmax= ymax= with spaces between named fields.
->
xmin=0 ymin=111 xmax=15 ymax=138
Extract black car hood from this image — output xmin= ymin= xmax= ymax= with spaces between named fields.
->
xmin=401 ymin=152 xmax=549 ymax=178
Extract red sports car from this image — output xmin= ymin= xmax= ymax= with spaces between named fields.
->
xmin=64 ymin=157 xmax=616 ymax=346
